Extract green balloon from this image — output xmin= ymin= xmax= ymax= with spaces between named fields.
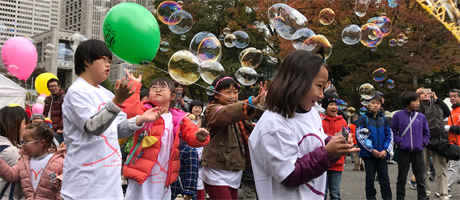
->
xmin=103 ymin=2 xmax=161 ymax=64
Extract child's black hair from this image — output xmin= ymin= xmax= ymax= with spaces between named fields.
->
xmin=189 ymin=100 xmax=204 ymax=113
xmin=265 ymin=50 xmax=327 ymax=118
xmin=26 ymin=123 xmax=57 ymax=151
xmin=148 ymin=78 xmax=177 ymax=108
xmin=400 ymin=91 xmax=419 ymax=107
xmin=208 ymin=75 xmax=240 ymax=103
xmin=370 ymin=94 xmax=383 ymax=105
xmin=74 ymin=39 xmax=113 ymax=75
xmin=140 ymin=89 xmax=149 ymax=100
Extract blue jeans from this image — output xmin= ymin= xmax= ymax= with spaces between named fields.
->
xmin=324 ymin=170 xmax=342 ymax=200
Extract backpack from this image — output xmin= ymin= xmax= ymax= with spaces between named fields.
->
xmin=421 ymin=99 xmax=444 ymax=137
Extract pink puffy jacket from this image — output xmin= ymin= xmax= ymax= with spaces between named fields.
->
xmin=0 ymin=148 xmax=65 ymax=200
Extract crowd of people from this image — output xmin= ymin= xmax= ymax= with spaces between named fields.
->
xmin=0 ymin=39 xmax=459 ymax=200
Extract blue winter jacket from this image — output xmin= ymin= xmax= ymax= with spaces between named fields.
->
xmin=391 ymin=108 xmax=430 ymax=152
xmin=355 ymin=111 xmax=393 ymax=158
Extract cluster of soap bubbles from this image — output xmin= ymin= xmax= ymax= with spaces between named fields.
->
xmin=222 ymin=28 xmax=250 ymax=49
xmin=388 ymin=33 xmax=409 ymax=47
xmin=265 ymin=3 xmax=334 ymax=59
xmin=167 ymin=36 xmax=263 ymax=88
xmin=157 ymin=1 xmax=193 ymax=35
xmin=341 ymin=13 xmax=393 ymax=51
xmin=370 ymin=68 xmax=395 ymax=89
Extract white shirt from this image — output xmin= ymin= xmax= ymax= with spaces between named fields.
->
xmin=195 ymin=147 xmax=204 ymax=190
xmin=29 ymin=153 xmax=53 ymax=190
xmin=200 ymin=166 xmax=243 ymax=189
xmin=61 ymin=77 xmax=133 ymax=200
xmin=248 ymin=107 xmax=328 ymax=199
xmin=125 ymin=113 xmax=174 ymax=200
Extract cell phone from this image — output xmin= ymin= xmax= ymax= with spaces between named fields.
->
xmin=177 ymin=92 xmax=182 ymax=97
xmin=341 ymin=126 xmax=349 ymax=142
xmin=49 ymin=171 xmax=56 ymax=188
xmin=423 ymin=88 xmax=431 ymax=93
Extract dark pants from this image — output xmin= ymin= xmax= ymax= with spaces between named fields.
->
xmin=396 ymin=149 xmax=428 ymax=200
xmin=204 ymin=183 xmax=238 ymax=200
xmin=362 ymin=156 xmax=392 ymax=200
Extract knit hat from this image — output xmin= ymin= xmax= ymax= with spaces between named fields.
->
xmin=321 ymin=93 xmax=339 ymax=110
xmin=30 ymin=113 xmax=45 ymax=123
xmin=44 ymin=118 xmax=53 ymax=128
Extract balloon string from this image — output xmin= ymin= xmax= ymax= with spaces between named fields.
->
xmin=141 ymin=63 xmax=266 ymax=112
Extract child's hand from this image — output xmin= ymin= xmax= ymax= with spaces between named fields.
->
xmin=252 ymin=81 xmax=268 ymax=105
xmin=378 ymin=150 xmax=388 ymax=159
xmin=113 ymin=77 xmax=134 ymax=105
xmin=371 ymin=149 xmax=380 ymax=158
xmin=325 ymin=135 xmax=360 ymax=158
xmin=125 ymin=69 xmax=142 ymax=83
xmin=136 ymin=107 xmax=167 ymax=126
xmin=195 ymin=128 xmax=209 ymax=141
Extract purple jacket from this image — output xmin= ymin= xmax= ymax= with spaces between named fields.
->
xmin=391 ymin=109 xmax=430 ymax=152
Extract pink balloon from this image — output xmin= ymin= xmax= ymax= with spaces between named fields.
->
xmin=31 ymin=103 xmax=44 ymax=114
xmin=38 ymin=93 xmax=48 ymax=97
xmin=1 ymin=37 xmax=38 ymax=81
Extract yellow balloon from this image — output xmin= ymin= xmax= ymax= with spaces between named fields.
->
xmin=8 ymin=104 xmax=21 ymax=107
xmin=35 ymin=73 xmax=58 ymax=96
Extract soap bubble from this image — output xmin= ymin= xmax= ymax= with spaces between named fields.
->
xmin=200 ymin=61 xmax=225 ymax=84
xmin=341 ymin=24 xmax=362 ymax=45
xmin=354 ymin=0 xmax=371 ymax=17
xmin=253 ymin=21 xmax=260 ymax=28
xmin=189 ymin=31 xmax=217 ymax=55
xmin=406 ymin=27 xmax=412 ymax=34
xmin=159 ymin=41 xmax=170 ymax=52
xmin=372 ymin=68 xmax=387 ymax=82
xmin=233 ymin=31 xmax=250 ymax=49
xmin=360 ymin=23 xmax=383 ymax=47
xmin=291 ymin=28 xmax=316 ymax=50
xmin=268 ymin=3 xmax=308 ymax=40
xmin=168 ymin=50 xmax=201 ymax=85
xmin=44 ymin=50 xmax=52 ymax=58
xmin=223 ymin=27 xmax=231 ymax=35
xmin=337 ymin=99 xmax=348 ymax=110
xmin=301 ymin=35 xmax=332 ymax=59
xmin=346 ymin=107 xmax=356 ymax=116
xmin=168 ymin=10 xmax=193 ymax=34
xmin=94 ymin=0 xmax=111 ymax=12
xmin=45 ymin=43 xmax=55 ymax=53
xmin=196 ymin=36 xmax=222 ymax=62
xmin=224 ymin=34 xmax=236 ymax=48
xmin=239 ymin=47 xmax=263 ymax=69
xmin=6 ymin=65 xmax=19 ymax=76
xmin=360 ymin=98 xmax=371 ymax=106
xmin=359 ymin=83 xmax=375 ymax=99
xmin=70 ymin=32 xmax=88 ymax=51
xmin=235 ymin=67 xmax=258 ymax=86
xmin=389 ymin=39 xmax=397 ymax=46
xmin=359 ymin=107 xmax=367 ymax=115
xmin=177 ymin=0 xmax=183 ymax=6
xmin=319 ymin=8 xmax=335 ymax=25
xmin=318 ymin=107 xmax=326 ymax=120
xmin=181 ymin=35 xmax=187 ymax=41
xmin=58 ymin=48 xmax=74 ymax=65
xmin=367 ymin=16 xmax=392 ymax=37
xmin=206 ymin=86 xmax=215 ymax=96
xmin=218 ymin=35 xmax=224 ymax=41
xmin=397 ymin=34 xmax=406 ymax=41
xmin=387 ymin=79 xmax=395 ymax=89
xmin=157 ymin=1 xmax=182 ymax=25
